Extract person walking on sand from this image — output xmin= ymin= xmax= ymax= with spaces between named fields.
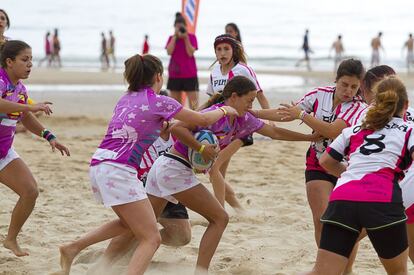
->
xmin=100 ymin=32 xmax=109 ymax=70
xmin=108 ymin=30 xmax=116 ymax=68
xmin=38 ymin=31 xmax=52 ymax=67
xmin=142 ymin=34 xmax=149 ymax=54
xmin=295 ymin=29 xmax=313 ymax=71
xmin=51 ymin=28 xmax=62 ymax=68
xmin=371 ymin=32 xmax=384 ymax=67
xmin=0 ymin=40 xmax=70 ymax=257
xmin=330 ymin=35 xmax=344 ymax=72
xmin=403 ymin=33 xmax=414 ymax=72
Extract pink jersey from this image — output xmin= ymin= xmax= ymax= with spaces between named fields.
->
xmin=206 ymin=63 xmax=262 ymax=96
xmin=296 ymin=86 xmax=367 ymax=171
xmin=327 ymin=117 xmax=414 ymax=203
xmin=138 ymin=135 xmax=173 ymax=180
xmin=353 ymin=106 xmax=414 ymax=126
xmin=0 ymin=68 xmax=28 ymax=158
xmin=165 ymin=34 xmax=198 ymax=78
xmin=90 ymin=87 xmax=182 ymax=171
xmin=174 ymin=103 xmax=264 ymax=158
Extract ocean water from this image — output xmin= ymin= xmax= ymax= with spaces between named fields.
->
xmin=2 ymin=0 xmax=414 ymax=71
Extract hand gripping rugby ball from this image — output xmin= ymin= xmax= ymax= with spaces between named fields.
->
xmin=188 ymin=130 xmax=219 ymax=171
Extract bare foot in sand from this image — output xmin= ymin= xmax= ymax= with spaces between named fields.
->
xmin=58 ymin=244 xmax=81 ymax=275
xmin=3 ymin=238 xmax=29 ymax=257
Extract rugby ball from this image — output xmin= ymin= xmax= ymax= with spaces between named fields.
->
xmin=188 ymin=130 xmax=219 ymax=172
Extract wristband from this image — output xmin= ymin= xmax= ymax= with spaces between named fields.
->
xmin=198 ymin=144 xmax=206 ymax=154
xmin=41 ymin=128 xmax=56 ymax=142
xmin=299 ymin=110 xmax=307 ymax=121
xmin=219 ymin=106 xmax=227 ymax=116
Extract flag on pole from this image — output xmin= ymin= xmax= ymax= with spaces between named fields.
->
xmin=181 ymin=0 xmax=200 ymax=34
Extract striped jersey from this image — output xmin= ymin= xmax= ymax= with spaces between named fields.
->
xmin=327 ymin=117 xmax=414 ymax=203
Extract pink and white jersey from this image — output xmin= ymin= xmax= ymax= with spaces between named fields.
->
xmin=296 ymin=86 xmax=367 ymax=169
xmin=327 ymin=117 xmax=414 ymax=203
xmin=206 ymin=63 xmax=262 ymax=96
xmin=90 ymin=87 xmax=182 ymax=171
xmin=0 ymin=68 xmax=28 ymax=159
xmin=174 ymin=103 xmax=264 ymax=158
xmin=353 ymin=106 xmax=414 ymax=126
xmin=138 ymin=135 xmax=173 ymax=180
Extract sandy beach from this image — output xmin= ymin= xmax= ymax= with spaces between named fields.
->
xmin=1 ymin=68 xmax=414 ymax=275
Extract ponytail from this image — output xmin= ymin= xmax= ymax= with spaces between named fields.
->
xmin=362 ymin=76 xmax=407 ymax=131
xmin=123 ymin=54 xmax=163 ymax=92
xmin=198 ymin=93 xmax=224 ymax=110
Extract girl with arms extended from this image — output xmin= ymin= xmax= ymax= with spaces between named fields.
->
xmin=0 ymin=40 xmax=69 ymax=256
xmin=146 ymin=76 xmax=317 ymax=273
xmin=57 ymin=54 xmax=237 ymax=275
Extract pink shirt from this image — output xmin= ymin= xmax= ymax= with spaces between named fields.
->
xmin=91 ymin=87 xmax=182 ymax=171
xmin=0 ymin=68 xmax=28 ymax=158
xmin=165 ymin=34 xmax=198 ymax=78
xmin=174 ymin=103 xmax=264 ymax=158
xmin=327 ymin=117 xmax=414 ymax=203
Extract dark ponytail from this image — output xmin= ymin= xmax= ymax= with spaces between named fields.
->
xmin=362 ymin=76 xmax=407 ymax=131
xmin=123 ymin=54 xmax=163 ymax=92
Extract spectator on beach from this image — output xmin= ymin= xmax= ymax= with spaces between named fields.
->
xmin=142 ymin=34 xmax=149 ymax=54
xmin=0 ymin=9 xmax=10 ymax=48
xmin=38 ymin=31 xmax=52 ymax=67
xmin=403 ymin=33 xmax=414 ymax=72
xmin=165 ymin=12 xmax=199 ymax=109
xmin=108 ymin=30 xmax=116 ymax=68
xmin=330 ymin=35 xmax=344 ymax=72
xmin=225 ymin=22 xmax=242 ymax=43
xmin=371 ymin=32 xmax=384 ymax=67
xmin=100 ymin=32 xmax=109 ymax=70
xmin=295 ymin=29 xmax=313 ymax=71
xmin=51 ymin=28 xmax=62 ymax=68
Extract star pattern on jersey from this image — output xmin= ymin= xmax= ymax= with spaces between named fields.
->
xmin=139 ymin=104 xmax=149 ymax=111
xmin=128 ymin=113 xmax=136 ymax=119
xmin=163 ymin=175 xmax=172 ymax=182
xmin=183 ymin=178 xmax=193 ymax=185
xmin=156 ymin=102 xmax=163 ymax=107
xmin=128 ymin=188 xmax=138 ymax=197
xmin=106 ymin=181 xmax=116 ymax=189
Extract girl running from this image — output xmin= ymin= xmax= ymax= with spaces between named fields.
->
xmin=0 ymin=40 xmax=70 ymax=256
xmin=306 ymin=76 xmax=411 ymax=275
xmin=146 ymin=75 xmax=318 ymax=273
xmin=57 ymin=54 xmax=238 ymax=275
xmin=206 ymin=34 xmax=273 ymax=210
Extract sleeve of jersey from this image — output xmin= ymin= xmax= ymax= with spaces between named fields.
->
xmin=206 ymin=74 xmax=214 ymax=96
xmin=239 ymin=66 xmax=262 ymax=92
xmin=191 ymin=34 xmax=198 ymax=50
xmin=337 ymin=101 xmax=364 ymax=127
xmin=152 ymin=95 xmax=183 ymax=120
xmin=326 ymin=130 xmax=349 ymax=161
xmin=236 ymin=113 xmax=265 ymax=139
xmin=296 ymin=89 xmax=318 ymax=113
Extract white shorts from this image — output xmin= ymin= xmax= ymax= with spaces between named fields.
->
xmin=89 ymin=162 xmax=147 ymax=208
xmin=0 ymin=148 xmax=19 ymax=171
xmin=145 ymin=153 xmax=199 ymax=204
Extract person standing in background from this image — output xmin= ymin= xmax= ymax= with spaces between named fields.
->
xmin=330 ymin=35 xmax=344 ymax=72
xmin=100 ymin=32 xmax=109 ymax=70
xmin=371 ymin=32 xmax=384 ymax=67
xmin=142 ymin=34 xmax=149 ymax=54
xmin=295 ymin=29 xmax=313 ymax=71
xmin=51 ymin=28 xmax=62 ymax=68
xmin=108 ymin=30 xmax=116 ymax=69
xmin=403 ymin=33 xmax=414 ymax=72
xmin=0 ymin=9 xmax=10 ymax=47
xmin=165 ymin=12 xmax=199 ymax=110
xmin=225 ymin=23 xmax=242 ymax=43
xmin=38 ymin=32 xmax=52 ymax=67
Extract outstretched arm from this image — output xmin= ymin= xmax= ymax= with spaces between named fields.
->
xmin=250 ymin=109 xmax=295 ymax=122
xmin=174 ymin=106 xmax=238 ymax=127
xmin=0 ymin=98 xmax=52 ymax=115
xmin=256 ymin=123 xmax=317 ymax=141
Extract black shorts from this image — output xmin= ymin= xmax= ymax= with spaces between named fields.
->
xmin=305 ymin=170 xmax=337 ymax=185
xmin=160 ymin=202 xmax=189 ymax=219
xmin=240 ymin=134 xmax=254 ymax=147
xmin=167 ymin=77 xmax=199 ymax=92
xmin=321 ymin=201 xmax=407 ymax=233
